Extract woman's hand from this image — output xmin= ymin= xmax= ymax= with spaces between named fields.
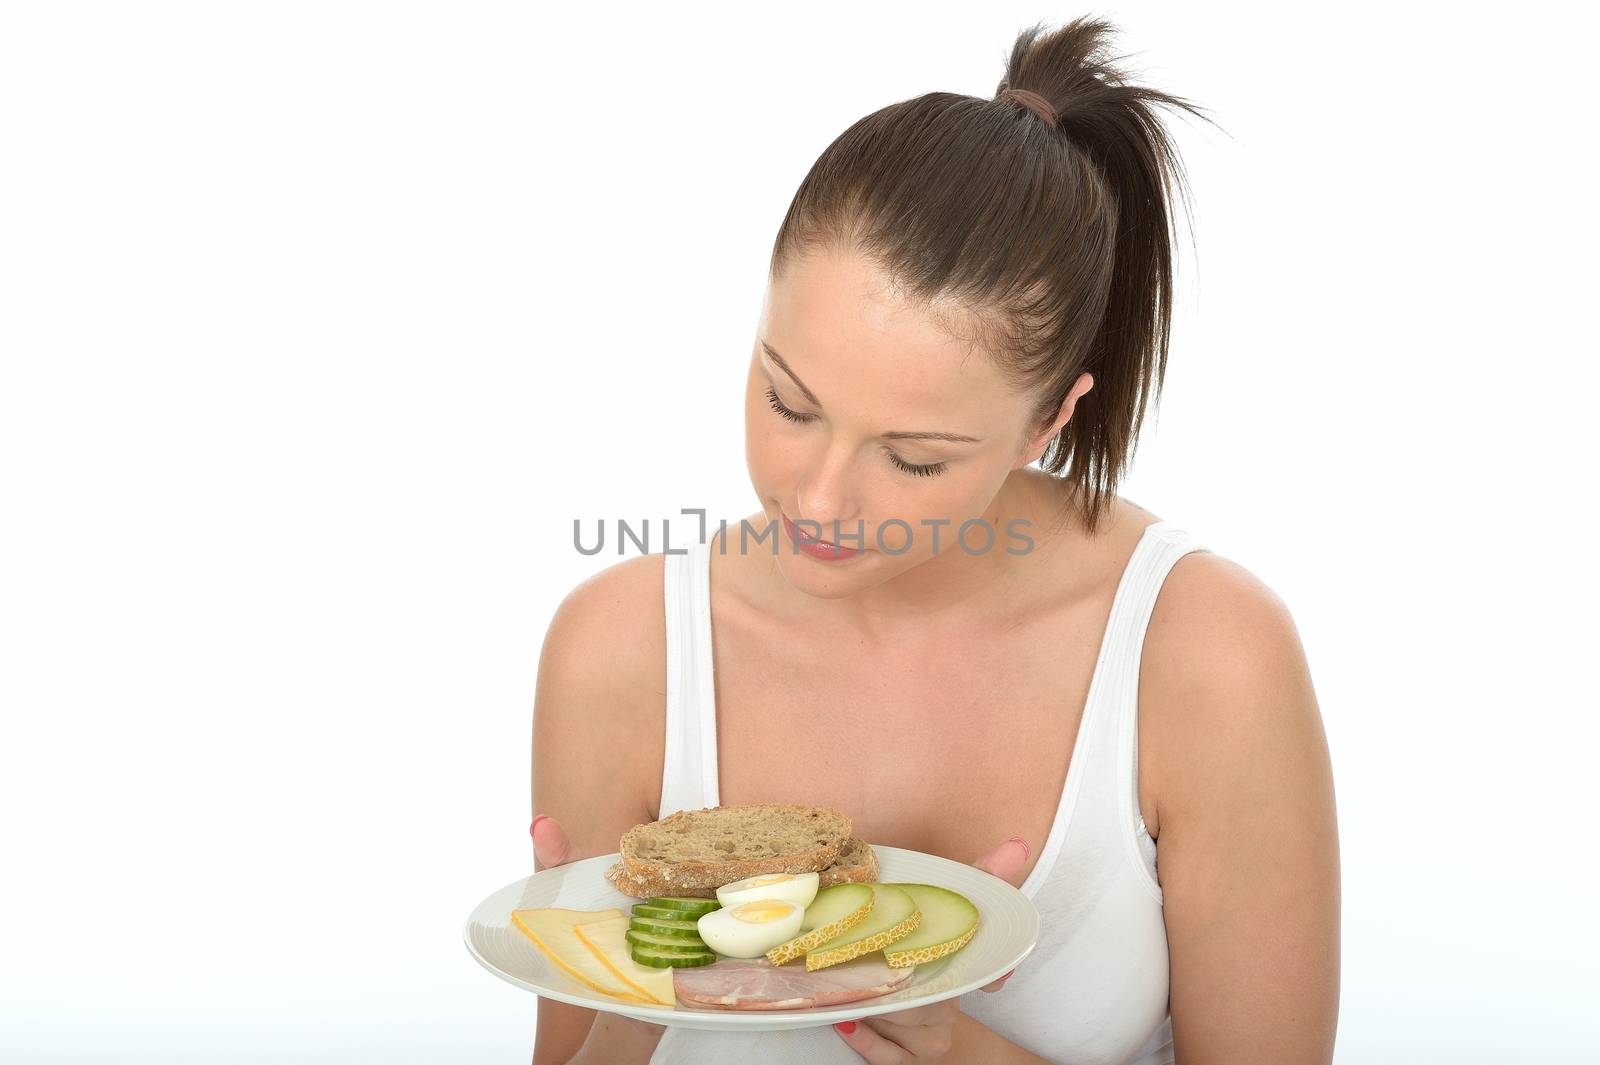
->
xmin=530 ymin=813 xmax=578 ymax=870
xmin=831 ymin=835 xmax=1031 ymax=1063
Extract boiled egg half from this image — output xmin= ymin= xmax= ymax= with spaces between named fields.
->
xmin=696 ymin=898 xmax=806 ymax=959
xmin=714 ymin=871 xmax=820 ymax=912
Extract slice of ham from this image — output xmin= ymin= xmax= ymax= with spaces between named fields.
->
xmin=672 ymin=954 xmax=916 ymax=1011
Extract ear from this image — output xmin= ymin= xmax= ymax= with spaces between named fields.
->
xmin=1015 ymin=373 xmax=1093 ymax=468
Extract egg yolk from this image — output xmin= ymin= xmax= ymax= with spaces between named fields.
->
xmin=731 ymin=900 xmax=795 ymax=923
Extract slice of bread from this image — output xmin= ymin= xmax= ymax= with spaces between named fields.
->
xmin=606 ymin=804 xmax=855 ymax=897
xmin=605 ymin=834 xmax=879 ymax=900
xmin=818 ymin=835 xmax=879 ymax=887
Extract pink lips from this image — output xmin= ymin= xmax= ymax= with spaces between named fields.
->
xmin=781 ymin=512 xmax=864 ymax=561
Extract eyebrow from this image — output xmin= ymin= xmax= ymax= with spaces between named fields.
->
xmin=759 ymin=340 xmax=985 ymax=445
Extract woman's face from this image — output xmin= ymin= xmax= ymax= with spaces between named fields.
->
xmin=743 ymin=246 xmax=1089 ymax=599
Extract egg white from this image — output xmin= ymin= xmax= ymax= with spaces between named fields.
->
xmin=696 ymin=900 xmax=806 ymax=958
xmin=714 ymin=870 xmax=820 ymax=912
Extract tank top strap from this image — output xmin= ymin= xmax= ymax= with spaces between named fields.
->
xmin=659 ymin=538 xmax=720 ymax=820
xmin=1017 ymin=519 xmax=1205 ymax=897
xmin=1100 ymin=521 xmax=1211 ymax=898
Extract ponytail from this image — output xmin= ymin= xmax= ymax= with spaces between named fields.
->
xmin=1005 ymin=19 xmax=1214 ymax=529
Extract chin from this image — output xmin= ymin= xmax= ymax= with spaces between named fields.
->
xmin=772 ymin=554 xmax=877 ymax=600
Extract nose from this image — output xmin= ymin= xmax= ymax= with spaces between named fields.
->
xmin=795 ymin=437 xmax=862 ymax=535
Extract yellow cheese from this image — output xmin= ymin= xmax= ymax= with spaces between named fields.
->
xmin=509 ymin=907 xmax=655 ymax=1004
xmin=573 ymin=916 xmax=676 ymax=1008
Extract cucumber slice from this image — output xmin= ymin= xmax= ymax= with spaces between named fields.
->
xmin=632 ymin=903 xmax=691 ymax=921
xmin=628 ymin=915 xmax=703 ymax=938
xmin=630 ymin=944 xmax=718 ymax=968
xmin=646 ymin=896 xmax=722 ymax=916
xmin=625 ymin=928 xmax=709 ymax=953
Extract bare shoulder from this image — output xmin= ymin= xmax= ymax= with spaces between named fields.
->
xmin=540 ymin=551 xmax=668 ymax=712
xmin=1145 ymin=548 xmax=1304 ymax=689
xmin=1137 ymin=547 xmax=1326 ymax=838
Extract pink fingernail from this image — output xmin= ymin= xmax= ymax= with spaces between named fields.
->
xmin=529 ymin=815 xmax=550 ymax=838
xmin=1007 ymin=836 xmax=1031 ymax=861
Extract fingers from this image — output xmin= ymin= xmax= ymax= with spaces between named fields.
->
xmin=530 ymin=814 xmax=571 ymax=870
xmin=971 ymin=836 xmax=1031 ymax=887
xmin=834 ymin=1018 xmax=909 ymax=1065
xmin=980 ymin=968 xmax=1016 ymax=992
xmin=834 ymin=1000 xmax=959 ymax=1063
xmin=855 ymin=1002 xmax=949 ymax=1027
xmin=965 ymin=837 xmax=1028 ymax=997
xmin=833 ymin=1000 xmax=961 ymax=1062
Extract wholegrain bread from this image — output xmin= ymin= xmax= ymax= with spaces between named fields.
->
xmin=620 ymin=803 xmax=852 ymax=884
xmin=607 ymin=804 xmax=855 ymax=896
xmin=605 ymin=834 xmax=879 ymax=899
xmin=818 ymin=835 xmax=879 ymax=887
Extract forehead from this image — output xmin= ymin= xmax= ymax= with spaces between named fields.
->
xmin=760 ymin=248 xmax=1011 ymax=410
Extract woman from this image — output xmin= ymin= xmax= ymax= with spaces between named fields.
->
xmin=528 ymin=16 xmax=1339 ymax=1065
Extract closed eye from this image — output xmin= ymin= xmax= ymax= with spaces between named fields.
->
xmin=884 ymin=450 xmax=947 ymax=478
xmin=765 ymin=386 xmax=817 ymax=425
xmin=764 ymin=387 xmax=948 ymax=478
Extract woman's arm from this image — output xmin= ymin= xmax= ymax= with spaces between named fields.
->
xmin=1142 ymin=554 xmax=1341 ymax=1065
xmin=530 ymin=556 xmax=671 ymax=1065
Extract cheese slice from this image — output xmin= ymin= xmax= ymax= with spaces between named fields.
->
xmin=509 ymin=907 xmax=655 ymax=1004
xmin=573 ymin=915 xmax=676 ymax=1008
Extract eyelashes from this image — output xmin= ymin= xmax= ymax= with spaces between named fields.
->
xmin=886 ymin=453 xmax=948 ymax=478
xmin=763 ymin=386 xmax=948 ymax=479
xmin=764 ymin=385 xmax=816 ymax=425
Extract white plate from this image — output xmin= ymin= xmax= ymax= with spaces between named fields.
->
xmin=463 ymin=844 xmax=1041 ymax=1032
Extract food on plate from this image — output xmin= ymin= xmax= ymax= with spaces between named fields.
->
xmin=716 ymin=870 xmax=820 ymax=912
xmin=630 ymin=896 xmax=724 ymax=918
xmin=624 ymin=895 xmax=719 ymax=968
xmin=571 ymin=916 xmax=678 ymax=1005
xmin=880 ymin=884 xmax=981 ymax=967
xmin=510 ymin=804 xmax=984 ymax=1011
xmin=605 ymin=804 xmax=859 ymax=897
xmin=607 ymin=833 xmax=878 ymax=899
xmin=672 ymin=954 xmax=917 ymax=1011
xmin=508 ymin=907 xmax=674 ymax=1008
xmin=802 ymin=883 xmax=921 ymax=972
xmin=810 ymin=836 xmax=879 ymax=887
xmin=765 ymin=882 xmax=875 ymax=965
xmin=696 ymin=898 xmax=807 ymax=958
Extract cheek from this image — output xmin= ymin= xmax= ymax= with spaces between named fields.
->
xmin=889 ymin=455 xmax=1013 ymax=540
xmin=744 ymin=395 xmax=795 ymax=487
xmin=879 ymin=478 xmax=987 ymax=534
xmin=744 ymin=384 xmax=813 ymax=473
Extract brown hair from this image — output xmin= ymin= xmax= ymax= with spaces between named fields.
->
xmin=767 ymin=17 xmax=1219 ymax=535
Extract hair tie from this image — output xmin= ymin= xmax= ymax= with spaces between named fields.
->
xmin=998 ymin=87 xmax=1059 ymax=130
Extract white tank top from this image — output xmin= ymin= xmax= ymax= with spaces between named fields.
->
xmin=648 ymin=520 xmax=1211 ymax=1065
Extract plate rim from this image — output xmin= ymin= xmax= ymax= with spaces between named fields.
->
xmin=463 ymin=844 xmax=1042 ymax=1032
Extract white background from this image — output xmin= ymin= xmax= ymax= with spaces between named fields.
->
xmin=3 ymin=2 xmax=1595 ymax=1062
